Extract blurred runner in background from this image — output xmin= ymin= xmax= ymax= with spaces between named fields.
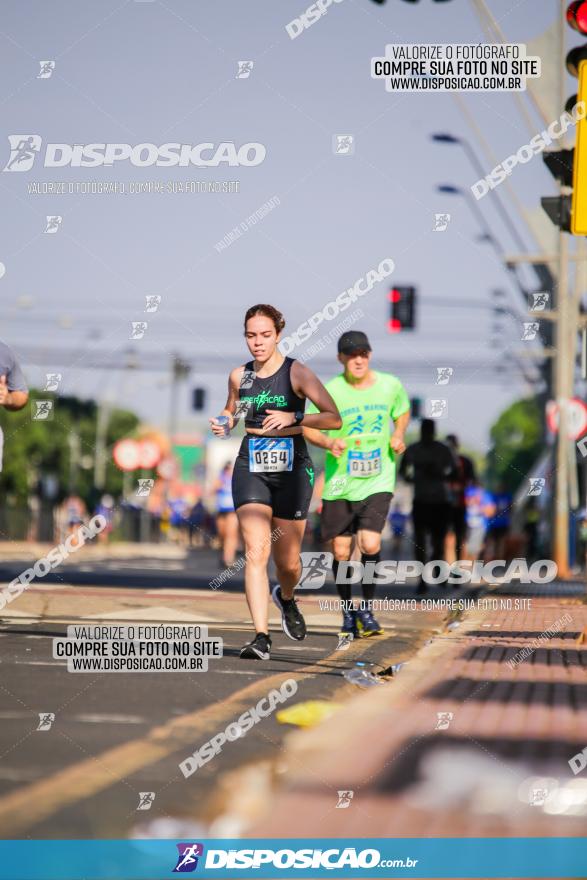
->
xmin=483 ymin=483 xmax=513 ymax=560
xmin=213 ymin=462 xmax=239 ymax=567
xmin=95 ymin=494 xmax=115 ymax=543
xmin=56 ymin=494 xmax=87 ymax=547
xmin=400 ymin=419 xmax=457 ymax=594
xmin=0 ymin=340 xmax=29 ymax=475
xmin=464 ymin=482 xmax=493 ymax=560
xmin=446 ymin=434 xmax=476 ymax=563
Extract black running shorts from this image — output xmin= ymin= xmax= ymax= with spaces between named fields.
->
xmin=321 ymin=492 xmax=393 ymax=541
xmin=232 ymin=434 xmax=315 ymax=521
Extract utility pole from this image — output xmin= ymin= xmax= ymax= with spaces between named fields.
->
xmin=93 ymin=399 xmax=111 ymax=491
xmin=553 ymin=2 xmax=571 ymax=577
xmin=554 ymin=229 xmax=571 ymax=576
xmin=166 ymin=355 xmax=192 ymax=498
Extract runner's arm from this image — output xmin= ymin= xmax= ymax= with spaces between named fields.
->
xmin=209 ymin=367 xmax=241 ymax=435
xmin=291 ymin=362 xmax=341 ymax=430
xmin=390 ymin=409 xmax=410 ymax=454
xmin=303 ymin=427 xmax=334 ymax=450
xmin=0 ymin=355 xmax=29 ymax=410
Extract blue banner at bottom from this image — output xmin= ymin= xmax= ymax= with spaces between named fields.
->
xmin=0 ymin=838 xmax=585 ymax=879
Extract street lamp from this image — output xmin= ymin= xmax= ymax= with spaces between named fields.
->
xmin=431 ymin=132 xmax=528 ymax=254
xmin=436 ymin=183 xmax=506 ymax=261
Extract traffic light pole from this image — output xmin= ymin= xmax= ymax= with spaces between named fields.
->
xmin=554 ymin=228 xmax=571 ymax=577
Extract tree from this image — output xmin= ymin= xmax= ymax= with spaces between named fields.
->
xmin=0 ymin=391 xmax=140 ymax=506
xmin=485 ymin=397 xmax=543 ymax=495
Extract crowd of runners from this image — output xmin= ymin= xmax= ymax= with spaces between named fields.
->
xmin=209 ymin=303 xmax=485 ymax=661
xmin=0 ymin=307 xmax=520 ymax=663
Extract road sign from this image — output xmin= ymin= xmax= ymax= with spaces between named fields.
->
xmin=546 ymin=398 xmax=587 ymax=438
xmin=138 ymin=439 xmax=161 ymax=469
xmin=113 ymin=439 xmax=141 ymax=472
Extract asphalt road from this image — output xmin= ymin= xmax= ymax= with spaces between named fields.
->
xmin=0 ymin=594 xmax=442 ymax=839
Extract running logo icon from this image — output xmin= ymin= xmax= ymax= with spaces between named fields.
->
xmin=435 ymin=367 xmax=453 ymax=385
xmin=44 ymin=373 xmax=62 ymax=392
xmin=240 ymin=369 xmax=256 ymax=390
xmin=522 ymin=322 xmax=540 ymax=341
xmin=44 ymin=215 xmax=62 ymax=234
xmin=297 ymin=551 xmax=333 ymax=589
xmin=527 ymin=478 xmax=545 ymax=496
xmin=426 ymin=398 xmax=448 ymax=419
xmin=530 ymin=788 xmax=548 ymax=806
xmin=37 ymin=61 xmax=55 ymax=79
xmin=33 ymin=400 xmax=54 ymax=421
xmin=435 ymin=711 xmax=454 ymax=730
xmin=173 ymin=843 xmax=204 ymax=873
xmin=37 ymin=712 xmax=55 ymax=731
xmin=3 ymin=135 xmax=42 ymax=172
xmin=530 ymin=292 xmax=549 ymax=311
xmin=433 ymin=213 xmax=451 ymax=232
xmin=136 ymin=791 xmax=155 ymax=810
xmin=333 ymin=134 xmax=354 ymax=155
xmin=236 ymin=61 xmax=254 ymax=79
xmin=131 ymin=321 xmax=148 ymax=340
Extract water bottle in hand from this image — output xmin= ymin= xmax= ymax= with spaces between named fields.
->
xmin=214 ymin=416 xmax=230 ymax=439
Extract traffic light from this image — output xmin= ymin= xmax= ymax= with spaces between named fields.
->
xmin=387 ymin=286 xmax=416 ymax=332
xmin=192 ymin=388 xmax=206 ymax=411
xmin=542 ymin=2 xmax=587 ymax=234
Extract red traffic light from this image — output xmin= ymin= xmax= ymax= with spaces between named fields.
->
xmin=567 ymin=0 xmax=587 ymax=34
xmin=387 ymin=286 xmax=416 ymax=332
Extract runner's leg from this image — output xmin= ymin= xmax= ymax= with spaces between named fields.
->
xmin=332 ymin=534 xmax=354 ymax=605
xmin=223 ymin=511 xmax=239 ymax=567
xmin=216 ymin=514 xmax=227 ymax=561
xmin=236 ymin=503 xmax=273 ymax=634
xmin=271 ymin=518 xmax=306 ymax=598
xmin=356 ymin=529 xmax=381 ymax=605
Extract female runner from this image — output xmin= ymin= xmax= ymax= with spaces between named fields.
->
xmin=210 ymin=304 xmax=341 ymax=659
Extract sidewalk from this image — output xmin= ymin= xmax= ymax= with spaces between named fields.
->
xmin=243 ymin=584 xmax=587 ymax=840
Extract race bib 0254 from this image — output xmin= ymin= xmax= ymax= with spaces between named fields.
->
xmin=248 ymin=437 xmax=294 ymax=473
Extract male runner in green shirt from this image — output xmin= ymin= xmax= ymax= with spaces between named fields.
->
xmin=304 ymin=331 xmax=410 ymax=637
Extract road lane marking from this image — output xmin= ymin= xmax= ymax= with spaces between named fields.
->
xmin=0 ymin=634 xmax=389 ymax=835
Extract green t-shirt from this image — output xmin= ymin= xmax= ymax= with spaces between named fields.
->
xmin=307 ymin=371 xmax=410 ymax=502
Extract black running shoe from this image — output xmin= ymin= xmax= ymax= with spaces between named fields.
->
xmin=272 ymin=584 xmax=307 ymax=641
xmin=240 ymin=632 xmax=271 ymax=660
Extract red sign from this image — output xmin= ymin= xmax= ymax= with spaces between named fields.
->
xmin=138 ymin=440 xmax=161 ymax=469
xmin=546 ymin=398 xmax=587 ymax=439
xmin=113 ymin=439 xmax=162 ymax=471
xmin=113 ymin=439 xmax=141 ymax=471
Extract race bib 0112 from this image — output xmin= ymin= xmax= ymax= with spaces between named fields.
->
xmin=347 ymin=448 xmax=382 ymax=478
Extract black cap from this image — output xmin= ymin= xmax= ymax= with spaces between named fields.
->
xmin=337 ymin=330 xmax=372 ymax=355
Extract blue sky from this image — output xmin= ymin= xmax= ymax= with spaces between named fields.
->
xmin=0 ymin=0 xmax=576 ymax=451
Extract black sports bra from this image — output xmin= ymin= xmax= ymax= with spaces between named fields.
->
xmin=239 ymin=357 xmax=305 ymax=430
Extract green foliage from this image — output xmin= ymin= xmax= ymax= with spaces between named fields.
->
xmin=485 ymin=397 xmax=543 ymax=495
xmin=0 ymin=391 xmax=139 ymax=506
